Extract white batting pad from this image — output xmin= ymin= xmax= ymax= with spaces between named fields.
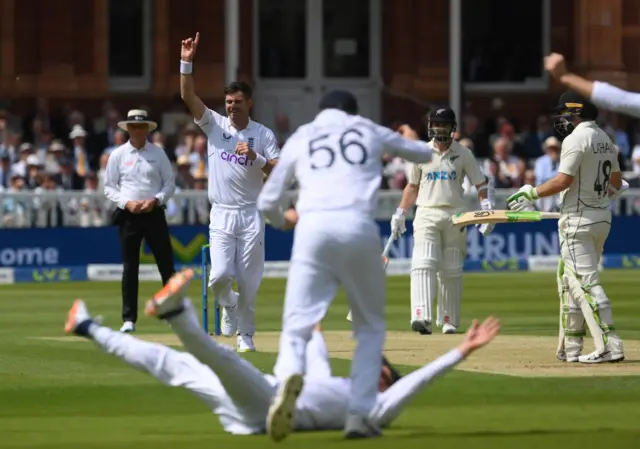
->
xmin=438 ymin=248 xmax=464 ymax=328
xmin=410 ymin=269 xmax=436 ymax=323
xmin=410 ymin=240 xmax=439 ymax=323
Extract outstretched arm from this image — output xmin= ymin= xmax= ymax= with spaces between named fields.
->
xmin=545 ymin=52 xmax=640 ymax=119
xmin=371 ymin=317 xmax=501 ymax=427
xmin=180 ymin=32 xmax=206 ymax=122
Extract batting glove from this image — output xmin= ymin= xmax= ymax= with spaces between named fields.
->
xmin=507 ymin=185 xmax=539 ymax=212
xmin=390 ymin=208 xmax=406 ymax=237
xmin=477 ymin=199 xmax=495 ymax=236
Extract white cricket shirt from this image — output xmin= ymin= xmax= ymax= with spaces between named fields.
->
xmin=194 ymin=108 xmax=279 ymax=208
xmin=257 ymin=109 xmax=432 ymax=221
xmin=407 ymin=140 xmax=486 ymax=209
xmin=103 ymin=141 xmax=175 ymax=209
xmin=558 ymin=121 xmax=621 ymax=214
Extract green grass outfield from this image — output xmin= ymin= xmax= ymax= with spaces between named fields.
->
xmin=1 ymin=270 xmax=640 ymax=448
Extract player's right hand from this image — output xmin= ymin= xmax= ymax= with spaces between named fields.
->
xmin=544 ymin=53 xmax=568 ymax=79
xmin=181 ymin=32 xmax=200 ymax=62
xmin=390 ymin=208 xmax=406 ymax=237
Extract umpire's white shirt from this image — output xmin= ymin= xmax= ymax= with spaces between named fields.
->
xmin=195 ymin=108 xmax=279 ymax=208
xmin=103 ymin=141 xmax=176 ymax=209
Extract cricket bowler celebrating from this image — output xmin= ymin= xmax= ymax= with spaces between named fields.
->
xmin=391 ymin=108 xmax=493 ymax=335
xmin=180 ymin=32 xmax=280 ymax=352
xmin=64 ymin=268 xmax=501 ymax=441
xmin=507 ymin=91 xmax=626 ymax=364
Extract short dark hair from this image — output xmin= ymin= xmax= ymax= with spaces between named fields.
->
xmin=224 ymin=81 xmax=253 ymax=99
xmin=382 ymin=356 xmax=402 ymax=385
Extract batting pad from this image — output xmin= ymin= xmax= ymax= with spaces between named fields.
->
xmin=411 ymin=240 xmax=439 ymax=323
xmin=438 ymin=248 xmax=464 ymax=328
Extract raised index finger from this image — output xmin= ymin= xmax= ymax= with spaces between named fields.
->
xmin=194 ymin=32 xmax=200 ymax=46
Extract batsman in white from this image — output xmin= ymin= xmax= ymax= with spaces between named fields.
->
xmin=507 ymin=90 xmax=626 ymax=364
xmin=256 ymin=90 xmax=433 ymax=439
xmin=63 ymin=268 xmax=501 ymax=440
xmin=545 ymin=52 xmax=640 ymax=119
xmin=391 ymin=108 xmax=494 ymax=336
xmin=180 ymin=32 xmax=280 ymax=352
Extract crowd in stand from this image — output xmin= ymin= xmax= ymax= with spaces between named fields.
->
xmin=0 ymin=96 xmax=638 ymax=226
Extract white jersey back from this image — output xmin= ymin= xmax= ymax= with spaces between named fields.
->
xmin=258 ymin=110 xmax=432 ymax=219
xmin=558 ymin=121 xmax=620 ymax=214
xmin=194 ymin=108 xmax=280 ymax=208
xmin=407 ymin=140 xmax=486 ymax=209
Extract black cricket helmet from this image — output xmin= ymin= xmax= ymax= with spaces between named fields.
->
xmin=426 ymin=107 xmax=457 ymax=148
xmin=318 ymin=90 xmax=359 ymax=115
xmin=552 ymin=90 xmax=598 ymax=137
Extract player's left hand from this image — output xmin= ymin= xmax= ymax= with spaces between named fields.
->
xmin=507 ymin=185 xmax=539 ymax=211
xmin=235 ymin=141 xmax=257 ymax=160
xmin=139 ymin=199 xmax=158 ymax=213
xmin=544 ymin=53 xmax=568 ymax=79
xmin=476 ymin=199 xmax=495 ymax=236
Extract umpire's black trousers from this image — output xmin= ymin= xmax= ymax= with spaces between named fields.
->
xmin=114 ymin=207 xmax=176 ymax=323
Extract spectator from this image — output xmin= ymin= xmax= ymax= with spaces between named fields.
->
xmin=24 ymin=155 xmax=42 ymax=189
xmin=44 ymin=140 xmax=66 ymax=174
xmin=534 ymin=136 xmax=561 ymax=212
xmin=56 ymin=156 xmax=85 ymax=190
xmin=461 ymin=114 xmax=489 ymax=158
xmin=176 ymin=155 xmax=194 ymax=189
xmin=631 ymin=137 xmax=640 ymax=175
xmin=174 ymin=123 xmax=199 ymax=158
xmin=0 ymin=149 xmax=13 ymax=188
xmin=94 ymin=108 xmax=121 ymax=153
xmin=189 ymin=134 xmax=208 ymax=177
xmin=12 ymin=143 xmax=34 ymax=177
xmin=97 ymin=152 xmax=110 ymax=192
xmin=69 ymin=125 xmax=90 ymax=176
xmin=522 ymin=115 xmax=553 ymax=159
xmin=486 ymin=137 xmax=518 ymax=186
xmin=103 ymin=129 xmax=127 ymax=155
xmin=79 ymin=172 xmax=105 ymax=227
xmin=2 ymin=174 xmax=28 ymax=227
xmin=33 ymin=173 xmax=63 ymax=227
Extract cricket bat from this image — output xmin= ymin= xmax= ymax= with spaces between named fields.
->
xmin=451 ymin=210 xmax=561 ymax=226
xmin=346 ymin=234 xmax=396 ymax=322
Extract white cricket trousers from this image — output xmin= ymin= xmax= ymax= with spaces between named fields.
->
xmin=273 ymin=211 xmax=387 ymax=417
xmin=208 ymin=204 xmax=265 ymax=335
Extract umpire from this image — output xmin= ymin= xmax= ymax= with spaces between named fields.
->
xmin=104 ymin=109 xmax=176 ymax=333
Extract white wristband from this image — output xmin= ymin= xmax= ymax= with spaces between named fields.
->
xmin=254 ymin=153 xmax=267 ymax=168
xmin=180 ymin=60 xmax=193 ymax=75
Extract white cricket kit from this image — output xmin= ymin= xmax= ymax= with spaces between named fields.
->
xmin=257 ymin=109 xmax=432 ymax=418
xmin=556 ymin=121 xmax=623 ymax=357
xmin=88 ymin=300 xmax=463 ymax=434
xmin=194 ymin=108 xmax=279 ymax=335
xmin=592 ymin=81 xmax=640 ymax=118
xmin=406 ymin=140 xmax=486 ymax=328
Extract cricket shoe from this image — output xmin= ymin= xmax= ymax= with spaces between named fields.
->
xmin=344 ymin=413 xmax=382 ymax=439
xmin=145 ymin=269 xmax=194 ymax=319
xmin=64 ymin=299 xmax=91 ymax=335
xmin=442 ymin=323 xmax=457 ymax=335
xmin=266 ymin=374 xmax=304 ymax=442
xmin=411 ymin=320 xmax=432 ymax=335
xmin=578 ymin=349 xmax=625 ymax=364
xmin=556 ymin=351 xmax=579 ymax=363
xmin=221 ymin=291 xmax=239 ymax=337
xmin=237 ymin=334 xmax=256 ymax=352
xmin=120 ymin=321 xmax=135 ymax=333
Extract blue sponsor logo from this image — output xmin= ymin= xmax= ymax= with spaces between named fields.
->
xmin=426 ymin=170 xmax=457 ymax=181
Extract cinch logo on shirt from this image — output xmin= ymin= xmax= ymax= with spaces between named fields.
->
xmin=426 ymin=170 xmax=457 ymax=181
xmin=220 ymin=151 xmax=253 ymax=166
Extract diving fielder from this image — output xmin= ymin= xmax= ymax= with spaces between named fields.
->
xmin=545 ymin=52 xmax=640 ymax=119
xmin=507 ymin=91 xmax=626 ymax=364
xmin=64 ymin=268 xmax=501 ymax=440
xmin=257 ymin=90 xmax=433 ymax=439
xmin=180 ymin=33 xmax=279 ymax=352
xmin=391 ymin=108 xmax=493 ymax=335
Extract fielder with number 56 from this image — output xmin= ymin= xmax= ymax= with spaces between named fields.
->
xmin=507 ymin=91 xmax=627 ymax=364
xmin=391 ymin=108 xmax=493 ymax=335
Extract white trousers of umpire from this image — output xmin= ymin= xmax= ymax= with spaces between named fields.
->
xmin=273 ymin=211 xmax=387 ymax=417
xmin=208 ymin=204 xmax=265 ymax=335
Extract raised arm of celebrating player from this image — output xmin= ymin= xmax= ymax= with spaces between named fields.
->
xmin=545 ymin=52 xmax=640 ymax=119
xmin=179 ymin=32 xmax=207 ymax=122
